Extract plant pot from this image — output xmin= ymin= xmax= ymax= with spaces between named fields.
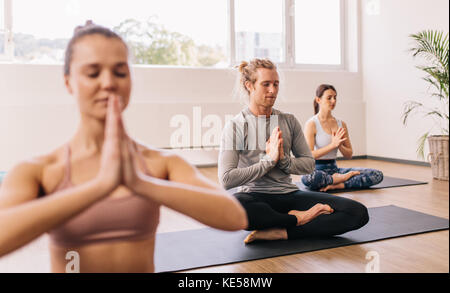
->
xmin=427 ymin=135 xmax=449 ymax=181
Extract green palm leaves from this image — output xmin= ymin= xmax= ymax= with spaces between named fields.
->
xmin=402 ymin=30 xmax=449 ymax=159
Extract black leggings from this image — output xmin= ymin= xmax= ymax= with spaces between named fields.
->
xmin=234 ymin=190 xmax=369 ymax=239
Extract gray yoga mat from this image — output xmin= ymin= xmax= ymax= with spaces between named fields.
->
xmin=294 ymin=175 xmax=428 ymax=193
xmin=154 ymin=205 xmax=449 ymax=273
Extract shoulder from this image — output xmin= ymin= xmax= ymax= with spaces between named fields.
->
xmin=0 ymin=146 xmax=65 ymax=204
xmin=4 ymin=159 xmax=44 ymax=184
xmin=304 ymin=116 xmax=317 ymax=131
xmin=228 ymin=108 xmax=248 ymax=122
xmin=222 ymin=110 xmax=248 ymax=139
xmin=225 ymin=110 xmax=247 ymax=126
xmin=274 ymin=109 xmax=302 ymax=127
xmin=134 ymin=141 xmax=192 ymax=174
xmin=12 ymin=146 xmax=64 ymax=183
xmin=134 ymin=141 xmax=174 ymax=164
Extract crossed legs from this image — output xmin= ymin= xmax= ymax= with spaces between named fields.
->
xmin=234 ymin=190 xmax=369 ymax=244
xmin=301 ymin=167 xmax=384 ymax=191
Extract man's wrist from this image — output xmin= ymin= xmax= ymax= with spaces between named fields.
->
xmin=277 ymin=155 xmax=289 ymax=168
xmin=261 ymin=153 xmax=273 ymax=162
xmin=260 ymin=153 xmax=276 ymax=167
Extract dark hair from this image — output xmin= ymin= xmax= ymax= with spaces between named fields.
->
xmin=64 ymin=20 xmax=127 ymax=75
xmin=314 ymin=84 xmax=337 ymax=114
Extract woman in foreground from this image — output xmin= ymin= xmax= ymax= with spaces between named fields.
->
xmin=0 ymin=23 xmax=247 ymax=273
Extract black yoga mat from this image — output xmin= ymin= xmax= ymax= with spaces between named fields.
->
xmin=294 ymin=176 xmax=428 ymax=193
xmin=154 ymin=205 xmax=448 ymax=273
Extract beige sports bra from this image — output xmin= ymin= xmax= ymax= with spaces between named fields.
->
xmin=46 ymin=145 xmax=160 ymax=247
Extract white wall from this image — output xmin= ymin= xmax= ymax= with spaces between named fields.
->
xmin=0 ymin=63 xmax=365 ymax=170
xmin=361 ymin=0 xmax=449 ymax=161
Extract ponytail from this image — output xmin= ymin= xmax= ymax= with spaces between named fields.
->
xmin=238 ymin=61 xmax=249 ymax=74
xmin=313 ymin=99 xmax=320 ymax=115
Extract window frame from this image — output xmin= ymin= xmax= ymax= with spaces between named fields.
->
xmin=0 ymin=0 xmax=12 ymax=61
xmin=1 ymin=0 xmax=346 ymax=69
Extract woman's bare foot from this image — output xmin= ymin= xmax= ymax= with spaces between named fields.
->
xmin=288 ymin=203 xmax=334 ymax=226
xmin=331 ymin=171 xmax=360 ymax=184
xmin=244 ymin=228 xmax=288 ymax=244
xmin=320 ymin=183 xmax=345 ymax=192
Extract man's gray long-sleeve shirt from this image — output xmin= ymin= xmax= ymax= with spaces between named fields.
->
xmin=218 ymin=107 xmax=315 ymax=194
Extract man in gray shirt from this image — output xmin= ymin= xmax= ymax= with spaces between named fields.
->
xmin=219 ymin=59 xmax=369 ymax=244
xmin=219 ymin=107 xmax=315 ymax=194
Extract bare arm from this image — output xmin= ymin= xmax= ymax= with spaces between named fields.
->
xmin=0 ymin=162 xmax=111 ymax=257
xmin=337 ymin=121 xmax=353 ymax=159
xmin=131 ymin=154 xmax=247 ymax=231
xmin=0 ymin=95 xmax=125 ymax=257
xmin=304 ymin=120 xmax=348 ymax=160
xmin=304 ymin=120 xmax=335 ymax=159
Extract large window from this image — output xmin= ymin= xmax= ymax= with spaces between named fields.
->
xmin=11 ymin=0 xmax=228 ymax=67
xmin=294 ymin=0 xmax=342 ymax=65
xmin=235 ymin=0 xmax=284 ymax=63
xmin=2 ymin=0 xmax=345 ymax=68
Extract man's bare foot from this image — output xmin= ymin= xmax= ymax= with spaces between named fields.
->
xmin=320 ymin=182 xmax=345 ymax=192
xmin=244 ymin=228 xmax=288 ymax=244
xmin=331 ymin=171 xmax=360 ymax=184
xmin=288 ymin=203 xmax=334 ymax=226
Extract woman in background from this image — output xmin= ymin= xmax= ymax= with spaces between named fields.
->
xmin=301 ymin=84 xmax=383 ymax=192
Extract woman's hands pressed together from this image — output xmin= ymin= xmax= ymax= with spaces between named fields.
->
xmin=331 ymin=127 xmax=347 ymax=149
xmin=96 ymin=94 xmax=145 ymax=194
xmin=95 ymin=94 xmax=124 ymax=192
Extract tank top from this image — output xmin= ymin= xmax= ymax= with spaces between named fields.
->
xmin=310 ymin=114 xmax=342 ymax=160
xmin=47 ymin=145 xmax=160 ymax=247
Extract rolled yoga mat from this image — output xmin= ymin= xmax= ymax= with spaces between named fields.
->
xmin=154 ymin=205 xmax=449 ymax=273
xmin=294 ymin=175 xmax=428 ymax=193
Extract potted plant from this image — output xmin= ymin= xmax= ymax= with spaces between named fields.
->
xmin=402 ymin=30 xmax=449 ymax=180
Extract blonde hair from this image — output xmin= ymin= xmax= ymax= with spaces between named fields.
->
xmin=237 ymin=58 xmax=277 ymax=95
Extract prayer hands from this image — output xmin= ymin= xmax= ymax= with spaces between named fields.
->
xmin=97 ymin=94 xmax=143 ymax=192
xmin=265 ymin=127 xmax=284 ymax=162
xmin=331 ymin=127 xmax=347 ymax=148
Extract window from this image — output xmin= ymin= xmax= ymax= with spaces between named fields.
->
xmin=0 ymin=0 xmax=3 ymax=30
xmin=294 ymin=0 xmax=342 ymax=66
xmin=6 ymin=0 xmax=346 ymax=69
xmin=0 ymin=0 xmax=4 ymax=55
xmin=234 ymin=0 xmax=284 ymax=64
xmin=11 ymin=0 xmax=228 ymax=67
